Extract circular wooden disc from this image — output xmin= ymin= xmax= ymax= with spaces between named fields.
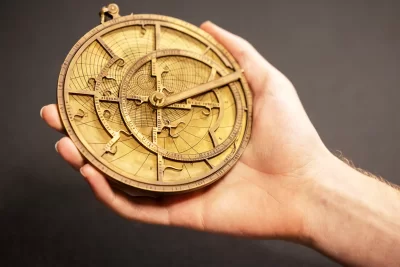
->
xmin=57 ymin=13 xmax=252 ymax=194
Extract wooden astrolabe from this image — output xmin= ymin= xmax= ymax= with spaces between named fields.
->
xmin=57 ymin=3 xmax=252 ymax=195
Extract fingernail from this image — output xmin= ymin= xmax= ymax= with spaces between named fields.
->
xmin=40 ymin=106 xmax=45 ymax=118
xmin=80 ymin=166 xmax=86 ymax=178
xmin=55 ymin=141 xmax=59 ymax=153
xmin=201 ymin=20 xmax=214 ymax=28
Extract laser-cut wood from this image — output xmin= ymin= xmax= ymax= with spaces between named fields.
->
xmin=57 ymin=3 xmax=252 ymax=194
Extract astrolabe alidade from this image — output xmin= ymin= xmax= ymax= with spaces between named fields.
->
xmin=57 ymin=3 xmax=252 ymax=195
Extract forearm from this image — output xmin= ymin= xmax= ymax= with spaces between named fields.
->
xmin=304 ymin=155 xmax=400 ymax=266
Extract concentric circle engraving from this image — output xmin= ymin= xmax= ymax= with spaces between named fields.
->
xmin=57 ymin=11 xmax=252 ymax=194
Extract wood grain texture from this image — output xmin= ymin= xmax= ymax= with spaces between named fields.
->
xmin=57 ymin=4 xmax=252 ymax=194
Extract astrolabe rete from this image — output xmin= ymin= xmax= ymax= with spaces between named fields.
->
xmin=57 ymin=3 xmax=252 ymax=195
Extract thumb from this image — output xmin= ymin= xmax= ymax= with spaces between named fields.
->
xmin=200 ymin=21 xmax=280 ymax=95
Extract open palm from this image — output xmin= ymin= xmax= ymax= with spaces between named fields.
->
xmin=42 ymin=21 xmax=329 ymax=240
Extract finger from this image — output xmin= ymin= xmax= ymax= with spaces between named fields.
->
xmin=40 ymin=104 xmax=65 ymax=133
xmin=200 ymin=21 xmax=281 ymax=96
xmin=200 ymin=21 xmax=265 ymax=68
xmin=80 ymin=164 xmax=169 ymax=225
xmin=56 ymin=137 xmax=85 ymax=170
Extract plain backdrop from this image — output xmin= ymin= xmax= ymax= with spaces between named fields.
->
xmin=2 ymin=0 xmax=399 ymax=266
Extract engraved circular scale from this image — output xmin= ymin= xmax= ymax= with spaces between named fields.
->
xmin=57 ymin=3 xmax=252 ymax=195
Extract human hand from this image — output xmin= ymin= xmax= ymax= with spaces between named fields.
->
xmin=41 ymin=21 xmax=332 ymax=241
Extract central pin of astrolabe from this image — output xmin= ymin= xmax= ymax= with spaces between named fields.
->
xmin=57 ymin=3 xmax=252 ymax=195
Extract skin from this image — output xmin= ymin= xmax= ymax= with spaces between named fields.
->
xmin=41 ymin=21 xmax=400 ymax=266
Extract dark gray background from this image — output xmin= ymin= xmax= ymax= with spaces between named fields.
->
xmin=2 ymin=0 xmax=399 ymax=266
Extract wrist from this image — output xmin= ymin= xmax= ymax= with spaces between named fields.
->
xmin=287 ymin=150 xmax=340 ymax=244
xmin=299 ymin=152 xmax=361 ymax=243
xmin=293 ymin=150 xmax=361 ymax=241
xmin=298 ymin=152 xmax=400 ymax=266
xmin=262 ymin=149 xmax=340 ymax=243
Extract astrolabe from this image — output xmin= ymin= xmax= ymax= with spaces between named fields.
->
xmin=57 ymin=3 xmax=252 ymax=195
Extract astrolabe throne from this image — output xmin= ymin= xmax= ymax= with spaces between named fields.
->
xmin=57 ymin=3 xmax=252 ymax=195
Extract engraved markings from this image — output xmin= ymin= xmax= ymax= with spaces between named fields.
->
xmin=209 ymin=129 xmax=219 ymax=147
xmin=155 ymin=109 xmax=185 ymax=138
xmin=208 ymin=67 xmax=217 ymax=82
xmin=101 ymin=131 xmax=121 ymax=156
xmin=97 ymin=37 xmax=118 ymax=58
xmin=156 ymin=109 xmax=163 ymax=132
xmin=157 ymin=154 xmax=183 ymax=181
xmin=68 ymin=88 xmax=146 ymax=104
xmin=203 ymin=46 xmax=211 ymax=55
xmin=157 ymin=154 xmax=163 ymax=180
xmin=205 ymin=159 xmax=214 ymax=169
xmin=101 ymin=130 xmax=131 ymax=157
xmin=163 ymin=120 xmax=186 ymax=138
xmin=59 ymin=16 xmax=252 ymax=193
xmin=99 ymin=96 xmax=120 ymax=102
xmin=112 ymin=49 xmax=244 ymax=163
xmin=208 ymin=67 xmax=223 ymax=147
xmin=152 ymin=127 xmax=158 ymax=144
xmin=140 ymin=23 xmax=147 ymax=37
xmin=74 ymin=109 xmax=87 ymax=120
xmin=167 ymin=99 xmax=220 ymax=115
xmin=151 ymin=58 xmax=171 ymax=93
xmin=103 ymin=110 xmax=111 ymax=119
xmin=126 ymin=95 xmax=149 ymax=104
xmin=68 ymin=89 xmax=96 ymax=96
xmin=155 ymin=23 xmax=161 ymax=50
xmin=160 ymin=70 xmax=242 ymax=107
